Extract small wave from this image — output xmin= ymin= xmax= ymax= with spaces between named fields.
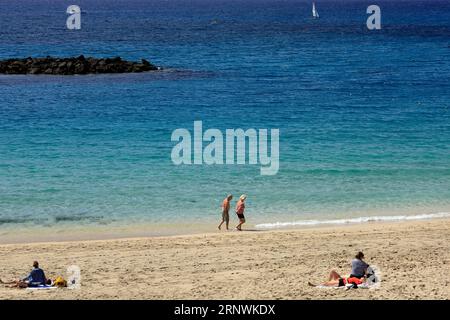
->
xmin=0 ymin=215 xmax=105 ymax=225
xmin=0 ymin=218 xmax=28 ymax=225
xmin=54 ymin=215 xmax=103 ymax=223
xmin=255 ymin=212 xmax=450 ymax=230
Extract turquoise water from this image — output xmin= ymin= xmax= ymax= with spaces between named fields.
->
xmin=0 ymin=0 xmax=449 ymax=235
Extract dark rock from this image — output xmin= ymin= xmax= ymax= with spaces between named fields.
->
xmin=29 ymin=67 xmax=41 ymax=74
xmin=0 ymin=56 xmax=159 ymax=75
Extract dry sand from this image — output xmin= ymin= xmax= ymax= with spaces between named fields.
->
xmin=1 ymin=219 xmax=450 ymax=300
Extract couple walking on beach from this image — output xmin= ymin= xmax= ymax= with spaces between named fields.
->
xmin=218 ymin=194 xmax=247 ymax=231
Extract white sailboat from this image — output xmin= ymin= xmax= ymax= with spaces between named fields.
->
xmin=312 ymin=2 xmax=320 ymax=19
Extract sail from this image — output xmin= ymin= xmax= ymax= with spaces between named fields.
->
xmin=312 ymin=2 xmax=319 ymax=18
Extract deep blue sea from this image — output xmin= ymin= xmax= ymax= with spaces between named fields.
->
xmin=0 ymin=0 xmax=449 ymax=238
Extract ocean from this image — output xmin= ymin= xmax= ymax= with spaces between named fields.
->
xmin=0 ymin=0 xmax=449 ymax=238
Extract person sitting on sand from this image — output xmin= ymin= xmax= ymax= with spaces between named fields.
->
xmin=350 ymin=251 xmax=369 ymax=279
xmin=218 ymin=194 xmax=233 ymax=230
xmin=235 ymin=194 xmax=247 ymax=231
xmin=0 ymin=261 xmax=49 ymax=288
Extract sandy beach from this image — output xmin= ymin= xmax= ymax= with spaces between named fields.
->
xmin=1 ymin=219 xmax=449 ymax=300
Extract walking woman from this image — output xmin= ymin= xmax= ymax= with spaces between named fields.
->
xmin=235 ymin=194 xmax=247 ymax=231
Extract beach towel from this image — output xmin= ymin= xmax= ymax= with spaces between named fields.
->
xmin=25 ymin=285 xmax=57 ymax=290
xmin=315 ymin=283 xmax=377 ymax=290
xmin=315 ymin=284 xmax=355 ymax=290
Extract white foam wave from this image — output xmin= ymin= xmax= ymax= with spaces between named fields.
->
xmin=254 ymin=212 xmax=450 ymax=230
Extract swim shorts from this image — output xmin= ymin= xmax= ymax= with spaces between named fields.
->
xmin=222 ymin=211 xmax=229 ymax=223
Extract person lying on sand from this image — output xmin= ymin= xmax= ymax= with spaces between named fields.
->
xmin=0 ymin=261 xmax=50 ymax=288
xmin=308 ymin=270 xmax=366 ymax=288
xmin=218 ymin=194 xmax=233 ymax=230
xmin=235 ymin=194 xmax=247 ymax=231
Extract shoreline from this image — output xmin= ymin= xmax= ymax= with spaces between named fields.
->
xmin=2 ymin=216 xmax=449 ymax=246
xmin=1 ymin=218 xmax=450 ymax=299
xmin=1 ymin=210 xmax=450 ymax=245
